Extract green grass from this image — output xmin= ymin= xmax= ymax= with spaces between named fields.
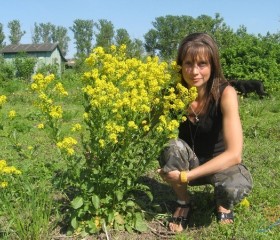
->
xmin=0 ymin=78 xmax=279 ymax=239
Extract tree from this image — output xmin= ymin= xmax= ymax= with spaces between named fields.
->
xmin=0 ymin=23 xmax=5 ymax=49
xmin=129 ymin=38 xmax=145 ymax=59
xmin=94 ymin=19 xmax=114 ymax=51
xmin=220 ymin=31 xmax=280 ymax=85
xmin=144 ymin=29 xmax=159 ymax=56
xmin=114 ymin=29 xmax=145 ymax=58
xmin=115 ymin=28 xmax=131 ymax=47
xmin=52 ymin=26 xmax=70 ymax=57
xmin=37 ymin=22 xmax=54 ymax=43
xmin=32 ymin=23 xmax=70 ymax=56
xmin=70 ymin=19 xmax=94 ymax=57
xmin=8 ymin=20 xmax=26 ymax=44
xmin=32 ymin=23 xmax=41 ymax=44
xmin=144 ymin=14 xmax=232 ymax=60
xmin=144 ymin=15 xmax=196 ymax=60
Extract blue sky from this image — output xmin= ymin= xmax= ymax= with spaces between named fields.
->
xmin=1 ymin=0 xmax=279 ymax=58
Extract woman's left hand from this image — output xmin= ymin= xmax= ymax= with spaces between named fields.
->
xmin=157 ymin=169 xmax=181 ymax=183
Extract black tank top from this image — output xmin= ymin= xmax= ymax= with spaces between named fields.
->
xmin=178 ymin=83 xmax=228 ymax=160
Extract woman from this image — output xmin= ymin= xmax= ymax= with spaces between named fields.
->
xmin=158 ymin=33 xmax=253 ymax=232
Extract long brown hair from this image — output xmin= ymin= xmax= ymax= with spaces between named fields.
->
xmin=176 ymin=33 xmax=227 ymax=108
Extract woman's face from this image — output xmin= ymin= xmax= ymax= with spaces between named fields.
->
xmin=181 ymin=53 xmax=211 ymax=89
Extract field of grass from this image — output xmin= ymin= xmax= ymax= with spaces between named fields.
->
xmin=0 ymin=76 xmax=279 ymax=240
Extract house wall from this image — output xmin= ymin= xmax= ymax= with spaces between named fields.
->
xmin=3 ymin=47 xmax=64 ymax=76
xmin=36 ymin=48 xmax=64 ymax=75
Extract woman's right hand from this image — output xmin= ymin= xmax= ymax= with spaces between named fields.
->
xmin=157 ymin=168 xmax=181 ymax=183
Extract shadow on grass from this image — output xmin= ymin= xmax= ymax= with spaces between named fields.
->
xmin=137 ymin=176 xmax=216 ymax=229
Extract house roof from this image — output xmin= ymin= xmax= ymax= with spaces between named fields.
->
xmin=1 ymin=42 xmax=67 ymax=62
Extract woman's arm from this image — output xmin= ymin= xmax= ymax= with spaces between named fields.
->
xmin=162 ymin=85 xmax=243 ymax=183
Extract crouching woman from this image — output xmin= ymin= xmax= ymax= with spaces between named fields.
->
xmin=157 ymin=33 xmax=253 ymax=232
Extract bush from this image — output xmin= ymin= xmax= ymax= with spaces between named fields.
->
xmin=0 ymin=57 xmax=15 ymax=82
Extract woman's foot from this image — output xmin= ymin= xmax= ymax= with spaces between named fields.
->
xmin=169 ymin=201 xmax=191 ymax=232
xmin=217 ymin=206 xmax=234 ymax=224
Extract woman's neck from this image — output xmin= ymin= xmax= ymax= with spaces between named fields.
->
xmin=196 ymin=86 xmax=206 ymax=102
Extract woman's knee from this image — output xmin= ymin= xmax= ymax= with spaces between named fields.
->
xmin=158 ymin=139 xmax=198 ymax=172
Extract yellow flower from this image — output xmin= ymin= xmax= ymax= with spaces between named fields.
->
xmin=8 ymin=110 xmax=16 ymax=119
xmin=168 ymin=133 xmax=177 ymax=139
xmin=71 ymin=123 xmax=82 ymax=132
xmin=0 ymin=181 xmax=8 ymax=188
xmin=66 ymin=148 xmax=75 ymax=156
xmin=109 ymin=133 xmax=118 ymax=144
xmin=143 ymin=125 xmax=150 ymax=132
xmin=54 ymin=82 xmax=68 ymax=96
xmin=94 ymin=216 xmax=102 ymax=229
xmin=49 ymin=105 xmax=63 ymax=119
xmin=159 ymin=115 xmax=167 ymax=126
xmin=99 ymin=139 xmax=105 ymax=148
xmin=167 ymin=120 xmax=179 ymax=131
xmin=83 ymin=112 xmax=89 ymax=120
xmin=0 ymin=95 xmax=7 ymax=107
xmin=127 ymin=121 xmax=138 ymax=130
xmin=240 ymin=198 xmax=250 ymax=208
xmin=154 ymin=98 xmax=160 ymax=104
xmin=57 ymin=137 xmax=78 ymax=154
xmin=37 ymin=123 xmax=45 ymax=129
xmin=156 ymin=126 xmax=164 ymax=133
xmin=0 ymin=160 xmax=22 ymax=175
xmin=81 ymin=44 xmax=196 ymax=151
xmin=30 ymin=83 xmax=38 ymax=90
xmin=110 ymin=45 xmax=117 ymax=52
xmin=0 ymin=160 xmax=7 ymax=169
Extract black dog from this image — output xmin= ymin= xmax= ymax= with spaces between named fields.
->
xmin=229 ymin=79 xmax=268 ymax=99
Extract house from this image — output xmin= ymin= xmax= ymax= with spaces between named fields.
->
xmin=1 ymin=42 xmax=67 ymax=76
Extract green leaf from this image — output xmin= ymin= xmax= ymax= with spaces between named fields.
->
xmin=115 ymin=212 xmax=125 ymax=225
xmin=107 ymin=211 xmax=114 ymax=223
xmin=71 ymin=196 xmax=83 ymax=209
xmin=125 ymin=224 xmax=133 ymax=233
xmin=87 ymin=220 xmax=98 ymax=233
xmin=71 ymin=217 xmax=78 ymax=229
xmin=126 ymin=200 xmax=135 ymax=207
xmin=91 ymin=194 xmax=100 ymax=209
xmin=115 ymin=190 xmax=123 ymax=201
xmin=145 ymin=191 xmax=153 ymax=202
xmin=134 ymin=212 xmax=147 ymax=232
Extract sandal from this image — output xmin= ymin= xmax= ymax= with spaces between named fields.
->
xmin=168 ymin=201 xmax=191 ymax=232
xmin=217 ymin=211 xmax=234 ymax=223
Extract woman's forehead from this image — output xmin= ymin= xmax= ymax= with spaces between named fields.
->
xmin=183 ymin=46 xmax=210 ymax=61
xmin=184 ymin=53 xmax=209 ymax=62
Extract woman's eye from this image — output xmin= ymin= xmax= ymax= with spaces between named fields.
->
xmin=198 ymin=63 xmax=206 ymax=68
xmin=184 ymin=62 xmax=192 ymax=67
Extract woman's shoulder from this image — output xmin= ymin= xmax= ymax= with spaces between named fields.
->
xmin=220 ymin=85 xmax=239 ymax=111
xmin=221 ymin=84 xmax=238 ymax=99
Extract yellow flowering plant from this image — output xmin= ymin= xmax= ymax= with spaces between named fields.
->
xmin=0 ymin=159 xmax=22 ymax=189
xmin=0 ymin=95 xmax=7 ymax=130
xmin=29 ymin=46 xmax=196 ymax=235
xmin=31 ymin=73 xmax=68 ymax=141
xmin=63 ymin=45 xmax=197 ymax=234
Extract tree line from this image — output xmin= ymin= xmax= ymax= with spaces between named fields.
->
xmin=0 ymin=14 xmax=279 ymax=86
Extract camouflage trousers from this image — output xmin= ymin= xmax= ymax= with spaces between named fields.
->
xmin=159 ymin=138 xmax=253 ymax=209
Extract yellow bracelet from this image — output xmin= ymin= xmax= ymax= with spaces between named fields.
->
xmin=180 ymin=171 xmax=188 ymax=183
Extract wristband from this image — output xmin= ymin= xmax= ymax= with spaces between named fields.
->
xmin=180 ymin=171 xmax=188 ymax=183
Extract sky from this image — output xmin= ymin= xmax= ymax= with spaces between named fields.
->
xmin=1 ymin=0 xmax=279 ymax=58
